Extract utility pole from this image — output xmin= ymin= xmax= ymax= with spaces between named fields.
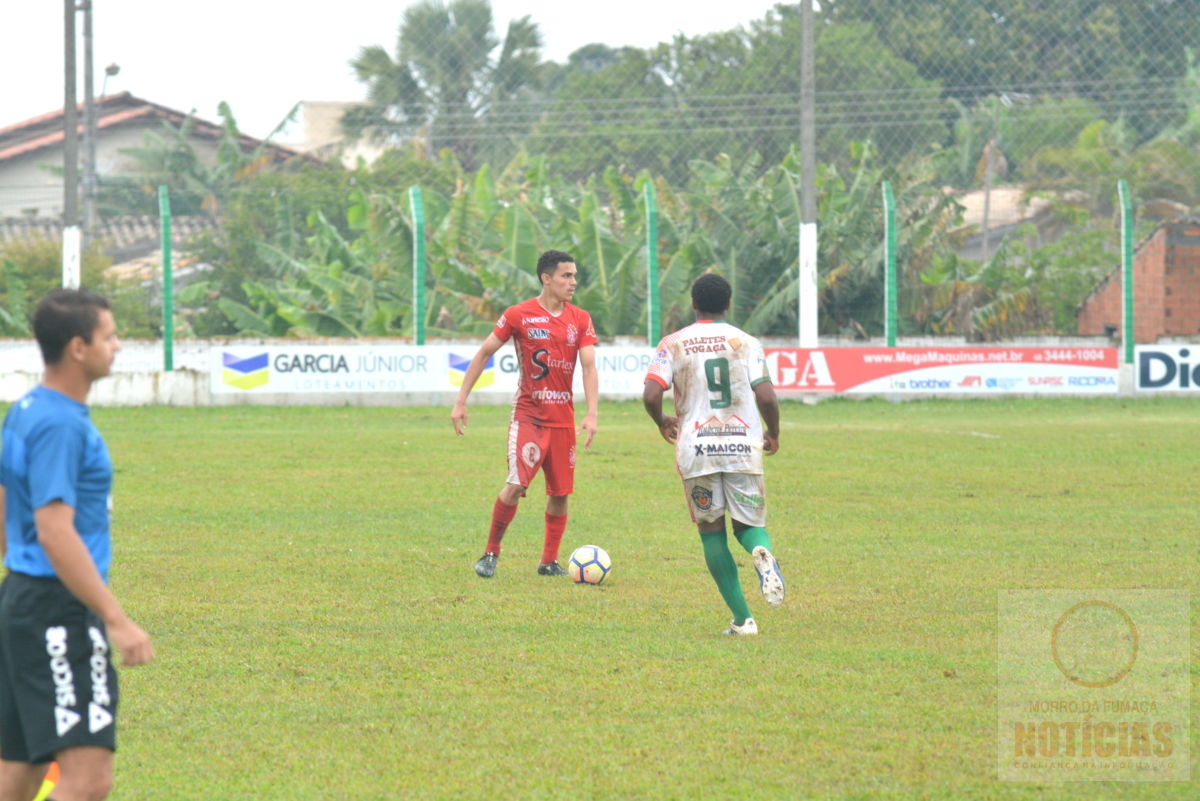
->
xmin=82 ymin=0 xmax=97 ymax=246
xmin=63 ymin=0 xmax=79 ymax=228
xmin=798 ymin=0 xmax=818 ymax=347
xmin=63 ymin=0 xmax=81 ymax=288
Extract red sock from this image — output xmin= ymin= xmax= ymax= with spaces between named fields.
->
xmin=542 ymin=512 xmax=567 ymax=564
xmin=486 ymin=498 xmax=518 ymax=555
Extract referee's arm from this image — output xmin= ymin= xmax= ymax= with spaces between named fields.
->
xmin=35 ymin=502 xmax=154 ymax=666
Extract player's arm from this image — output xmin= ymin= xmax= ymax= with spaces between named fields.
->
xmin=642 ymin=378 xmax=678 ymax=444
xmin=451 ymin=333 xmax=506 ymax=435
xmin=35 ymin=502 xmax=154 ymax=666
xmin=578 ymin=344 xmax=599 ymax=449
xmin=753 ymin=380 xmax=781 ymax=455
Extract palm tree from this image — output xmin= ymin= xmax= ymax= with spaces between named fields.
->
xmin=346 ymin=0 xmax=543 ymax=168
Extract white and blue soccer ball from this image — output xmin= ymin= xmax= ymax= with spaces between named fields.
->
xmin=568 ymin=545 xmax=612 ymax=585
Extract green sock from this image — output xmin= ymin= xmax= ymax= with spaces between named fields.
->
xmin=734 ymin=525 xmax=772 ymax=555
xmin=699 ymin=529 xmax=753 ymax=624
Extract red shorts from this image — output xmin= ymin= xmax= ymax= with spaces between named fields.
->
xmin=506 ymin=418 xmax=576 ymax=496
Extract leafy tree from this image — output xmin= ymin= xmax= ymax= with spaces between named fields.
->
xmin=0 ymin=238 xmax=157 ymax=338
xmin=934 ymin=95 xmax=1105 ymax=189
xmin=188 ymin=206 xmax=415 ymax=337
xmin=826 ymin=0 xmax=1200 ymax=145
xmin=347 ymin=0 xmax=543 ymax=169
xmin=529 ymin=5 xmax=943 ymax=182
xmin=99 ymin=103 xmax=299 ymax=218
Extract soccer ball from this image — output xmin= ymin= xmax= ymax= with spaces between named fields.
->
xmin=568 ymin=545 xmax=612 ymax=585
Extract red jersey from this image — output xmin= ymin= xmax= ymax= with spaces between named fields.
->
xmin=493 ymin=297 xmax=598 ymax=428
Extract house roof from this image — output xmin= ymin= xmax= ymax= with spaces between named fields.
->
xmin=0 ymin=92 xmax=305 ymax=164
xmin=0 ymin=215 xmax=216 ymax=263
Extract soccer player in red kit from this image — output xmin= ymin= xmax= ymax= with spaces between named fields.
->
xmin=452 ymin=250 xmax=599 ymax=577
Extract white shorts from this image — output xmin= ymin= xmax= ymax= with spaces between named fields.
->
xmin=681 ymin=472 xmax=767 ymax=527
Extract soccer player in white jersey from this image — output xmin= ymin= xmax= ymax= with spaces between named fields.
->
xmin=643 ymin=273 xmax=785 ymax=635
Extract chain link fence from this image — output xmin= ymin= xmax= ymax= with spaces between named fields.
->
xmin=312 ymin=0 xmax=1200 ymax=342
xmin=4 ymin=1 xmax=1199 ymax=343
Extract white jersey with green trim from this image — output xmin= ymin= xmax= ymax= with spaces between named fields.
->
xmin=645 ymin=320 xmax=772 ymax=479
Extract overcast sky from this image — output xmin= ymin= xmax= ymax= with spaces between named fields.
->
xmin=3 ymin=1 xmax=785 ymax=142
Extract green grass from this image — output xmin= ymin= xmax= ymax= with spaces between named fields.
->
xmin=11 ymin=399 xmax=1199 ymax=799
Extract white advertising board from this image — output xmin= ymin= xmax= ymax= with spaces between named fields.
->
xmin=210 ymin=344 xmax=655 ymax=395
xmin=1135 ymin=345 xmax=1200 ymax=391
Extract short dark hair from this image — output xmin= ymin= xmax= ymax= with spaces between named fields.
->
xmin=32 ymin=288 xmax=111 ymax=365
xmin=692 ymin=273 xmax=731 ymax=315
xmin=536 ymin=250 xmax=575 ymax=284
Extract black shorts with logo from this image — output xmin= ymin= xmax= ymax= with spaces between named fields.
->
xmin=0 ymin=571 xmax=119 ymax=763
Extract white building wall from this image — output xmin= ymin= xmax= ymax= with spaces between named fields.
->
xmin=0 ymin=124 xmax=226 ymax=218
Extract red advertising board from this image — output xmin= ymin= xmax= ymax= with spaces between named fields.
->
xmin=766 ymin=347 xmax=1119 ymax=395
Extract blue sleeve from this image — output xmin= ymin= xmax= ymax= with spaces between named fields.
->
xmin=26 ymin=420 xmax=82 ymax=511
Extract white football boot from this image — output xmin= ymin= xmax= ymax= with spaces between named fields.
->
xmin=752 ymin=546 xmax=785 ymax=608
xmin=722 ymin=618 xmax=759 ymax=635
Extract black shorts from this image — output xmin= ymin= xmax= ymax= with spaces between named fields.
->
xmin=0 ymin=571 xmax=119 ymax=763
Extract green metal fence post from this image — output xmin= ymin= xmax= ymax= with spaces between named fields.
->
xmin=158 ymin=185 xmax=173 ymax=371
xmin=409 ymin=185 xmax=427 ymax=345
xmin=882 ymin=180 xmax=897 ymax=347
xmin=1118 ymin=179 xmax=1133 ymax=365
xmin=644 ymin=182 xmax=660 ymax=345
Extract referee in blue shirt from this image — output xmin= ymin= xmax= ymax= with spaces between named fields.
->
xmin=0 ymin=289 xmax=153 ymax=801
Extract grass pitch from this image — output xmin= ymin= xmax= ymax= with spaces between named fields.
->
xmin=15 ymin=398 xmax=1199 ymax=799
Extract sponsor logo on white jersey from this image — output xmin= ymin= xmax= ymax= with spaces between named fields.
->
xmin=694 ymin=442 xmax=754 ymax=456
xmin=694 ymin=415 xmax=750 ymax=437
xmin=681 ymin=335 xmax=728 ymax=355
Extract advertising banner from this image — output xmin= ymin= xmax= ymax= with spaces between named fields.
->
xmin=765 ymin=347 xmax=1119 ymax=395
xmin=211 ymin=344 xmax=655 ymax=395
xmin=212 ymin=344 xmax=1125 ymax=396
xmin=1134 ymin=345 xmax=1200 ymax=392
